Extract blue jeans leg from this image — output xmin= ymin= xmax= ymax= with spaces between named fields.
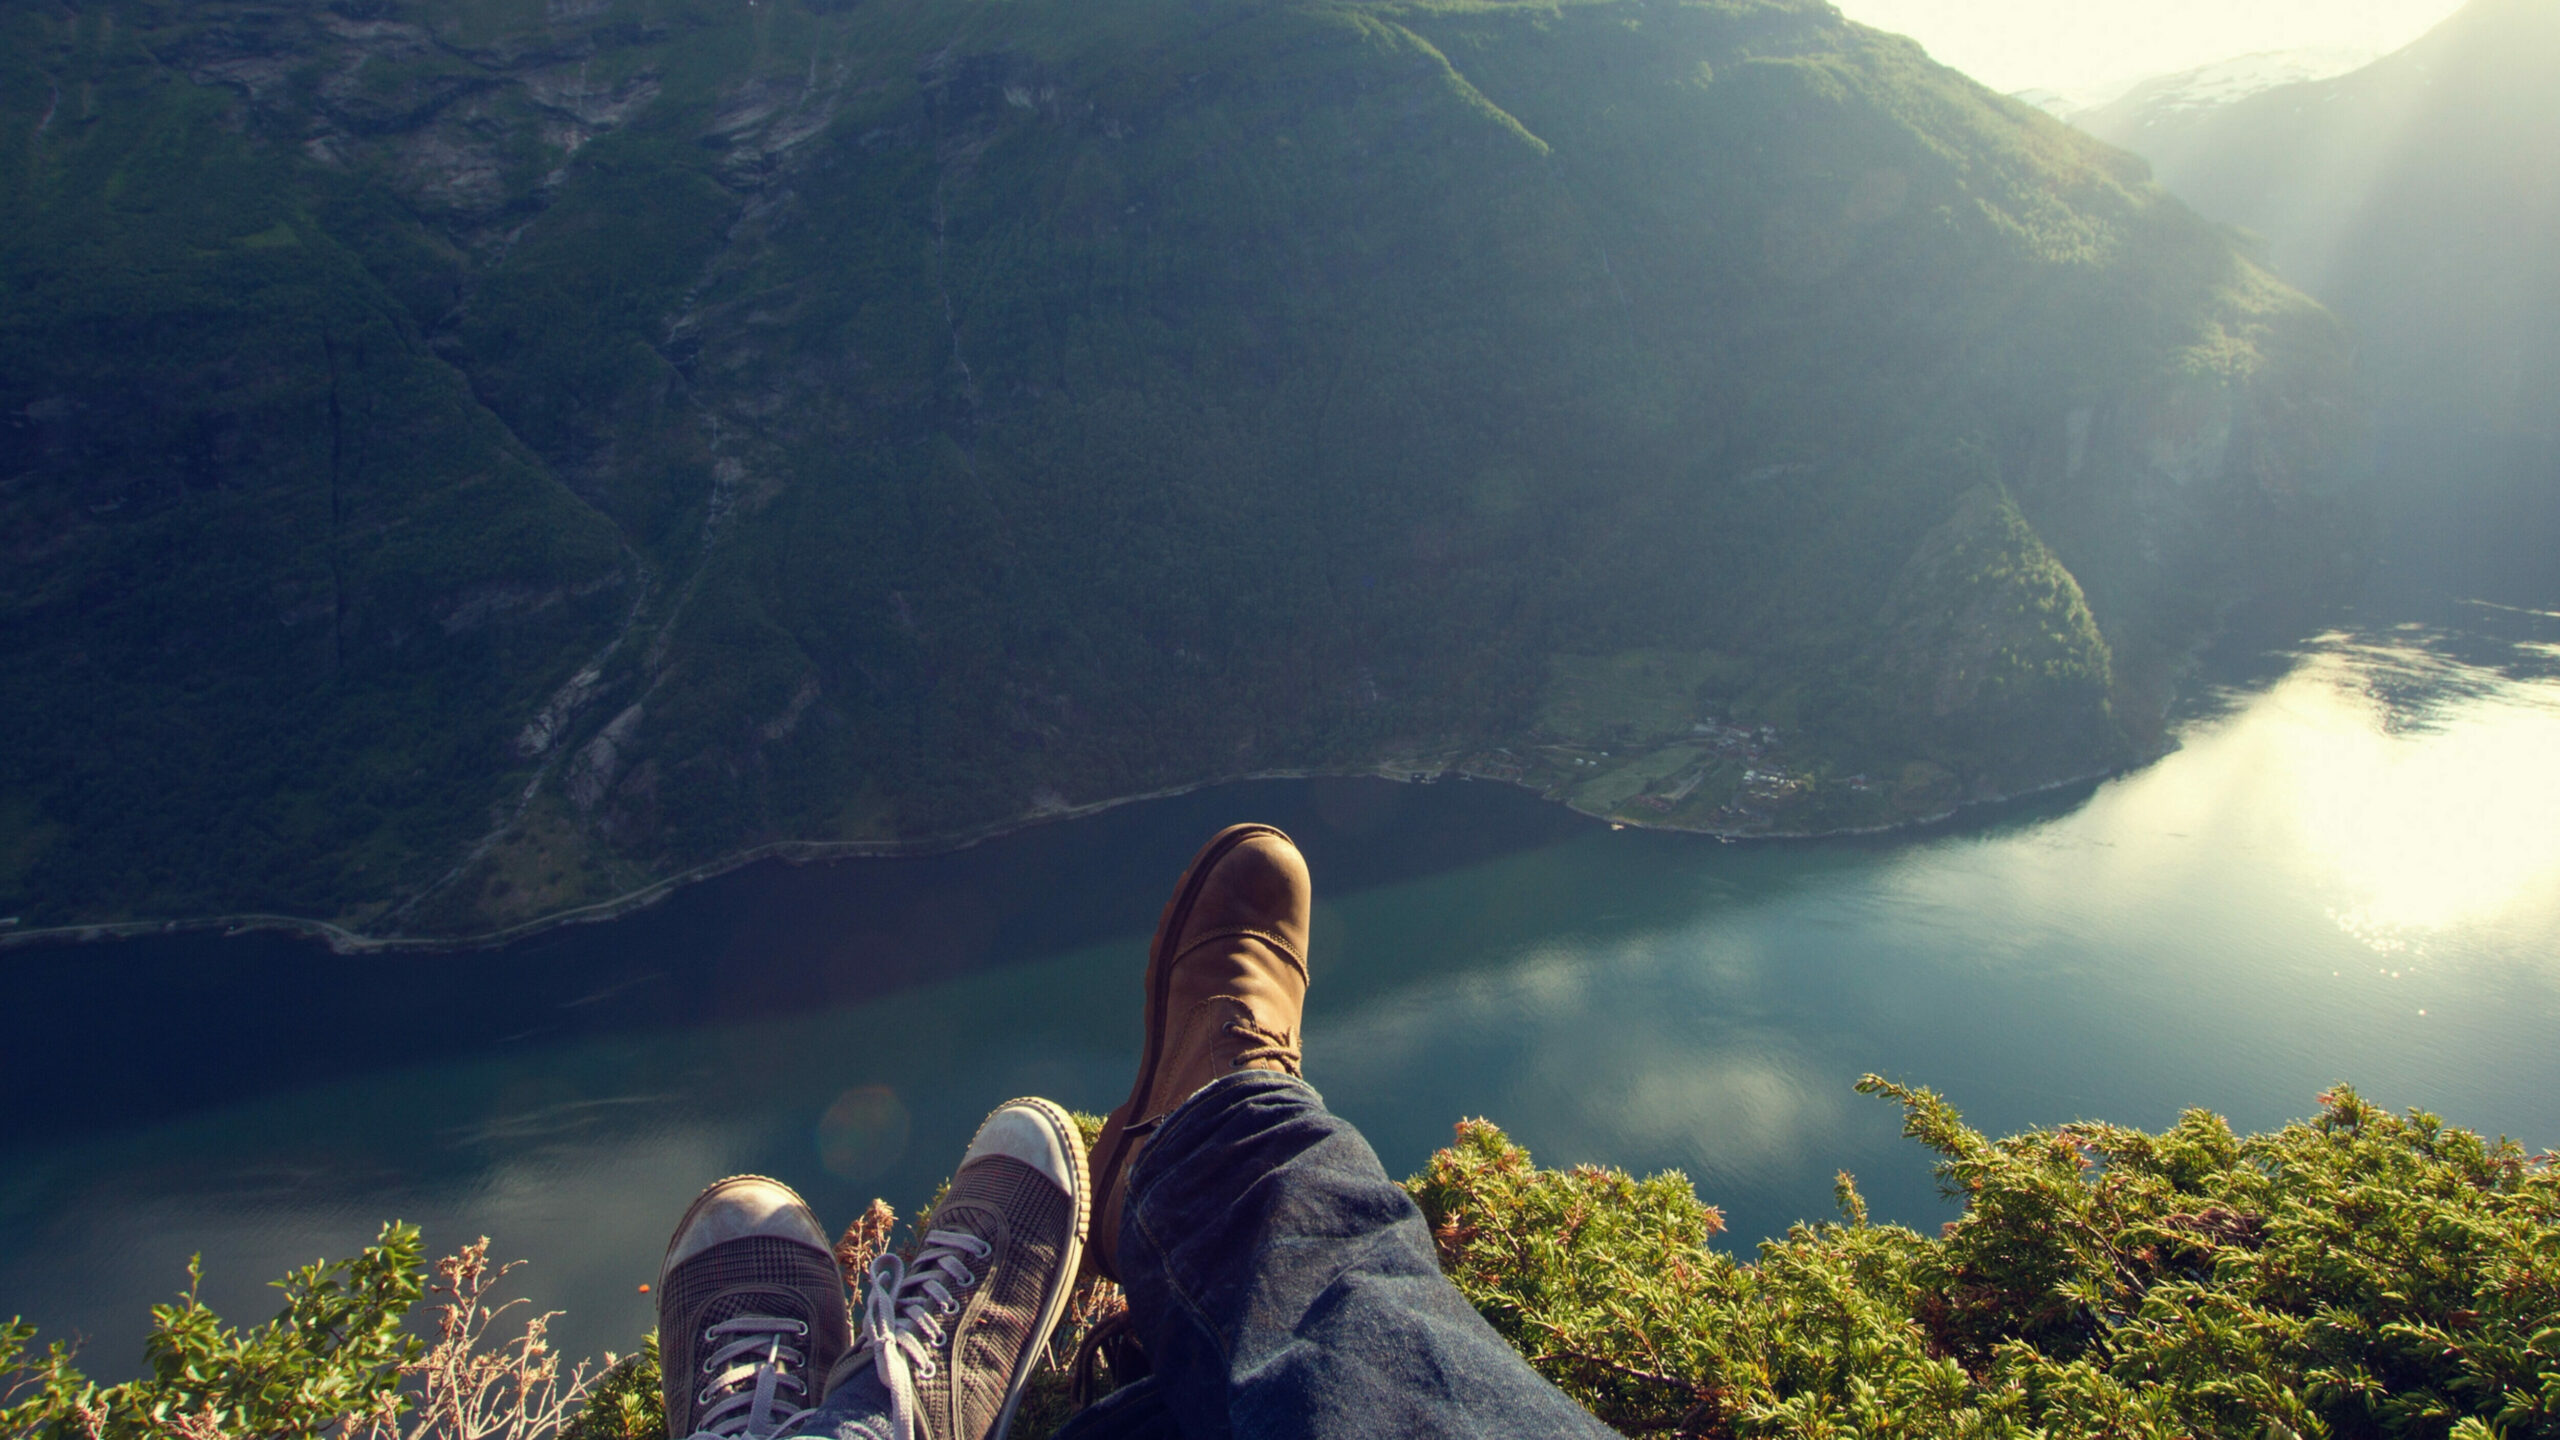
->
xmin=787 ymin=1365 xmax=896 ymax=1440
xmin=1056 ymin=1070 xmax=1615 ymax=1440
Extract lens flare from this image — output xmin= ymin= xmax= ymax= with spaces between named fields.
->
xmin=816 ymin=1085 xmax=911 ymax=1182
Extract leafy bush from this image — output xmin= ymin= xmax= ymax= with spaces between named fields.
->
xmin=15 ymin=1087 xmax=2551 ymax=1439
xmin=2 ymin=1228 xmax=603 ymax=1440
xmin=555 ymin=1344 xmax=660 ymax=1440
xmin=1410 ymin=1081 xmax=2560 ymax=1438
xmin=1 ymin=1225 xmax=422 ymax=1439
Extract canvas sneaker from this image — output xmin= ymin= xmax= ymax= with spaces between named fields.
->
xmin=657 ymin=1174 xmax=853 ymax=1439
xmin=829 ymin=1097 xmax=1091 ymax=1440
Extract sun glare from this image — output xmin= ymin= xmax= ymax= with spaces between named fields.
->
xmin=1830 ymin=0 xmax=2471 ymax=98
xmin=2221 ymin=633 xmax=2560 ymax=944
xmin=2036 ymin=622 xmax=2560 ymax=959
xmin=2287 ymin=641 xmax=2560 ymax=941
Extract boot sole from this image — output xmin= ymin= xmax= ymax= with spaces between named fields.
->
xmin=1089 ymin=822 xmax=1292 ymax=1265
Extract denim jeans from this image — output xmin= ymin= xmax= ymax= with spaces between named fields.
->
xmin=797 ymin=1070 xmax=1613 ymax=1440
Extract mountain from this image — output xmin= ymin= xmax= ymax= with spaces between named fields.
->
xmin=2072 ymin=0 xmax=2560 ymax=595
xmin=2059 ymin=48 xmax=2376 ymax=130
xmin=0 ymin=0 xmax=2360 ymax=937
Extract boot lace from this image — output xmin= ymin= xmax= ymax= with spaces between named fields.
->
xmin=686 ymin=1315 xmax=821 ymax=1439
xmin=842 ymin=1228 xmax=993 ymax=1440
xmin=1224 ymin=1016 xmax=1301 ymax=1073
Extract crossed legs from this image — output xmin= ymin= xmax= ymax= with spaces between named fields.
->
xmin=653 ymin=826 xmax=1612 ymax=1440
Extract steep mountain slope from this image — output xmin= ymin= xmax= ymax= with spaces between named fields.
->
xmin=2075 ymin=0 xmax=2559 ymax=594
xmin=0 ymin=0 xmax=2359 ymax=936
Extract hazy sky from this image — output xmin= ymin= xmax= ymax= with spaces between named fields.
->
xmin=1828 ymin=0 xmax=2470 ymax=98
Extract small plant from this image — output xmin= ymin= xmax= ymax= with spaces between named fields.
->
xmin=555 ymin=1343 xmax=659 ymax=1440
xmin=831 ymin=1200 xmax=899 ymax=1286
xmin=2 ymin=1224 xmax=423 ymax=1440
xmin=379 ymin=1240 xmax=597 ymax=1440
xmin=2 ymin=1228 xmax=600 ymax=1440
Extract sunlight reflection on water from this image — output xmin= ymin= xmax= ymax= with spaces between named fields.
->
xmin=1901 ymin=612 xmax=2560 ymax=968
xmin=2287 ymin=640 xmax=2560 ymax=944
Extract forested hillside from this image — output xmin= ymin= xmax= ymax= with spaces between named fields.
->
xmin=0 ymin=0 xmax=2360 ymax=936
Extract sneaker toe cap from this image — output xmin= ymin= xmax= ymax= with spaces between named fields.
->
xmin=962 ymin=1100 xmax=1080 ymax=1193
xmin=664 ymin=1175 xmax=832 ymax=1273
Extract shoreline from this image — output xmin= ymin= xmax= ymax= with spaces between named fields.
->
xmin=2 ymin=589 xmax=2287 ymax=961
xmin=0 ymin=755 xmax=2141 ymax=959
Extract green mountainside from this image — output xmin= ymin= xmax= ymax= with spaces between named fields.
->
xmin=2075 ymin=0 xmax=2560 ymax=596
xmin=0 ymin=0 xmax=2360 ymax=937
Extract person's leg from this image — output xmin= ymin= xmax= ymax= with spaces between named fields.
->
xmin=1058 ymin=1070 xmax=1614 ymax=1440
xmin=1068 ymin=824 xmax=1614 ymax=1440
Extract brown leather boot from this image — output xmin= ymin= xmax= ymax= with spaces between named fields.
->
xmin=1087 ymin=823 xmax=1311 ymax=1280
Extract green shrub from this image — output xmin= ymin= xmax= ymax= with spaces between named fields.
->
xmin=1 ymin=1224 xmax=423 ymax=1438
xmin=2 ymin=1230 xmax=605 ymax=1440
xmin=1409 ymin=1081 xmax=2560 ymax=1438
xmin=557 ymin=1340 xmax=661 ymax=1440
xmin=12 ymin=1088 xmax=2552 ymax=1439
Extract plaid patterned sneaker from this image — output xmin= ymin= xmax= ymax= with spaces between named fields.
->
xmin=657 ymin=1175 xmax=853 ymax=1438
xmin=830 ymin=1097 xmax=1091 ymax=1440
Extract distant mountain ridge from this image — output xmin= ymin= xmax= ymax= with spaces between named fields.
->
xmin=2071 ymin=0 xmax=2559 ymax=597
xmin=0 ymin=0 xmax=2360 ymax=936
xmin=2044 ymin=47 xmax=2376 ymax=129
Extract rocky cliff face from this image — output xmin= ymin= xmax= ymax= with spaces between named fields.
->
xmin=0 ymin=0 xmax=2364 ymax=935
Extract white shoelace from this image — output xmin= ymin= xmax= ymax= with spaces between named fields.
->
xmin=686 ymin=1314 xmax=822 ymax=1439
xmin=842 ymin=1228 xmax=994 ymax=1440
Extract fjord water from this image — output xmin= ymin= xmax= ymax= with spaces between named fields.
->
xmin=6 ymin=597 xmax=2559 ymax=1373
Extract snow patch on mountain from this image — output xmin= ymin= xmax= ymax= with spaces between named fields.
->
xmin=2016 ymin=48 xmax=2377 ymax=128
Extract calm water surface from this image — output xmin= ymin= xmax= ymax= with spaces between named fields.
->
xmin=6 ymin=596 xmax=2559 ymax=1371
